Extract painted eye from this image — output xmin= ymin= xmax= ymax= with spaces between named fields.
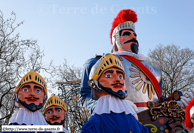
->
xmin=123 ymin=31 xmax=131 ymax=37
xmin=22 ymin=88 xmax=28 ymax=92
xmin=119 ymin=74 xmax=123 ymax=79
xmin=46 ymin=111 xmax=51 ymax=114
xmin=57 ymin=109 xmax=61 ymax=113
xmin=35 ymin=89 xmax=41 ymax=93
xmin=105 ymin=74 xmax=111 ymax=78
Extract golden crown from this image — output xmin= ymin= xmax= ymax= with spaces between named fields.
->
xmin=14 ymin=71 xmax=47 ymax=95
xmin=42 ymin=95 xmax=67 ymax=115
xmin=90 ymin=54 xmax=124 ymax=81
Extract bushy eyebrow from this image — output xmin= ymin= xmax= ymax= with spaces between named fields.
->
xmin=46 ymin=108 xmax=53 ymax=111
xmin=34 ymin=86 xmax=43 ymax=90
xmin=54 ymin=107 xmax=62 ymax=110
xmin=116 ymin=71 xmax=124 ymax=75
xmin=122 ymin=31 xmax=131 ymax=36
xmin=22 ymin=85 xmax=31 ymax=88
xmin=104 ymin=70 xmax=114 ymax=74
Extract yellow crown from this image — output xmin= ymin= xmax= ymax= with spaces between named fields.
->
xmin=14 ymin=71 xmax=47 ymax=95
xmin=42 ymin=95 xmax=67 ymax=115
xmin=90 ymin=54 xmax=124 ymax=81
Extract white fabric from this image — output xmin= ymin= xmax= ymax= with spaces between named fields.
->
xmin=125 ymin=100 xmax=138 ymax=113
xmin=92 ymin=95 xmax=138 ymax=120
xmin=113 ymin=51 xmax=145 ymax=61
xmin=190 ymin=106 xmax=194 ymax=118
xmin=52 ymin=127 xmax=69 ymax=133
xmin=9 ymin=108 xmax=48 ymax=125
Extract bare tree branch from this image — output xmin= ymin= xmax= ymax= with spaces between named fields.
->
xmin=147 ymin=44 xmax=194 ymax=97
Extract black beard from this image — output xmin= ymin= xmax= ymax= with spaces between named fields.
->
xmin=46 ymin=119 xmax=64 ymax=125
xmin=18 ymin=99 xmax=45 ymax=112
xmin=131 ymin=43 xmax=139 ymax=54
xmin=98 ymin=83 xmax=127 ymax=99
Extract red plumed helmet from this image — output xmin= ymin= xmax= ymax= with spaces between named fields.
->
xmin=110 ymin=9 xmax=138 ymax=44
xmin=185 ymin=98 xmax=194 ymax=130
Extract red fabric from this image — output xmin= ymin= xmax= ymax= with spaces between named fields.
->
xmin=184 ymin=98 xmax=194 ymax=130
xmin=134 ymin=102 xmax=158 ymax=107
xmin=110 ymin=9 xmax=137 ymax=44
xmin=121 ymin=55 xmax=161 ymax=102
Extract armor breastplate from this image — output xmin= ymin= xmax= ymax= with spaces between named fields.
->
xmin=116 ymin=55 xmax=162 ymax=112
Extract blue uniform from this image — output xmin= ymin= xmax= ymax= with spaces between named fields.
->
xmin=81 ymin=112 xmax=149 ymax=133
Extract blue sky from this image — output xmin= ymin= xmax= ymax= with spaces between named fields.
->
xmin=1 ymin=0 xmax=194 ymax=68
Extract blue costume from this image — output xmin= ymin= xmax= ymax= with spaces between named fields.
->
xmin=81 ymin=112 xmax=148 ymax=133
xmin=81 ymin=95 xmax=149 ymax=133
xmin=80 ymin=54 xmax=149 ymax=133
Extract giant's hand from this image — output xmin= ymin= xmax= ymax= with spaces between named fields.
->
xmin=177 ymin=89 xmax=194 ymax=108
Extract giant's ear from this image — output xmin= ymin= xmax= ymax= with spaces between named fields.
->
xmin=131 ymin=43 xmax=138 ymax=54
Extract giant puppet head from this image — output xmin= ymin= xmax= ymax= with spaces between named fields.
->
xmin=110 ymin=9 xmax=139 ymax=54
xmin=185 ymin=98 xmax=194 ymax=130
xmin=42 ymin=95 xmax=67 ymax=125
xmin=88 ymin=54 xmax=127 ymax=99
xmin=14 ymin=71 xmax=47 ymax=112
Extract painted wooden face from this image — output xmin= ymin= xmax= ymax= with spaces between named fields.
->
xmin=17 ymin=82 xmax=45 ymax=106
xmin=98 ymin=67 xmax=126 ymax=93
xmin=44 ymin=106 xmax=65 ymax=125
xmin=119 ymin=29 xmax=138 ymax=51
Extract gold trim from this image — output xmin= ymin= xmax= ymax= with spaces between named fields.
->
xmin=14 ymin=71 xmax=47 ymax=95
xmin=42 ymin=95 xmax=67 ymax=114
xmin=91 ymin=54 xmax=124 ymax=81
xmin=149 ymin=101 xmax=185 ymax=121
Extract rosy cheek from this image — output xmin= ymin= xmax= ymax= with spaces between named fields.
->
xmin=18 ymin=92 xmax=25 ymax=99
xmin=45 ymin=115 xmax=50 ymax=120
xmin=101 ymin=80 xmax=110 ymax=85
xmin=37 ymin=92 xmax=44 ymax=98
xmin=124 ymin=86 xmax=127 ymax=91
xmin=99 ymin=78 xmax=106 ymax=83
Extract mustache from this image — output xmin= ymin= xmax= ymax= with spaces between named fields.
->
xmin=111 ymin=82 xmax=124 ymax=86
xmin=50 ymin=116 xmax=60 ymax=119
xmin=124 ymin=38 xmax=139 ymax=45
xmin=25 ymin=97 xmax=39 ymax=100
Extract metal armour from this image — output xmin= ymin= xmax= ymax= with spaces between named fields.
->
xmin=115 ymin=55 xmax=162 ymax=112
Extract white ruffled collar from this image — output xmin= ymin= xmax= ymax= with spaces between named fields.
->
xmin=112 ymin=51 xmax=146 ymax=61
xmin=9 ymin=108 xmax=48 ymax=125
xmin=92 ymin=95 xmax=137 ymax=119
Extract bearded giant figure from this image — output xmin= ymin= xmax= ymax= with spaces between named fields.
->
xmin=80 ymin=9 xmax=188 ymax=133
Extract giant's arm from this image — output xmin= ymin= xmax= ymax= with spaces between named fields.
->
xmin=80 ymin=56 xmax=101 ymax=105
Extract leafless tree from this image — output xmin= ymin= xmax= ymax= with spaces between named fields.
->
xmin=53 ymin=59 xmax=82 ymax=83
xmin=0 ymin=10 xmax=89 ymax=132
xmin=0 ymin=11 xmax=53 ymax=124
xmin=146 ymin=44 xmax=194 ymax=97
xmin=53 ymin=61 xmax=91 ymax=133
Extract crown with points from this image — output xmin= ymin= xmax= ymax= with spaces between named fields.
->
xmin=14 ymin=71 xmax=47 ymax=95
xmin=42 ymin=95 xmax=67 ymax=115
xmin=89 ymin=54 xmax=124 ymax=81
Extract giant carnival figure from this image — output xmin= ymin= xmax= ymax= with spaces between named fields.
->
xmin=80 ymin=9 xmax=188 ymax=132
xmin=42 ymin=95 xmax=69 ymax=133
xmin=185 ymin=98 xmax=194 ymax=131
xmin=3 ymin=71 xmax=50 ymax=133
xmin=81 ymin=54 xmax=149 ymax=133
xmin=184 ymin=96 xmax=194 ymax=132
